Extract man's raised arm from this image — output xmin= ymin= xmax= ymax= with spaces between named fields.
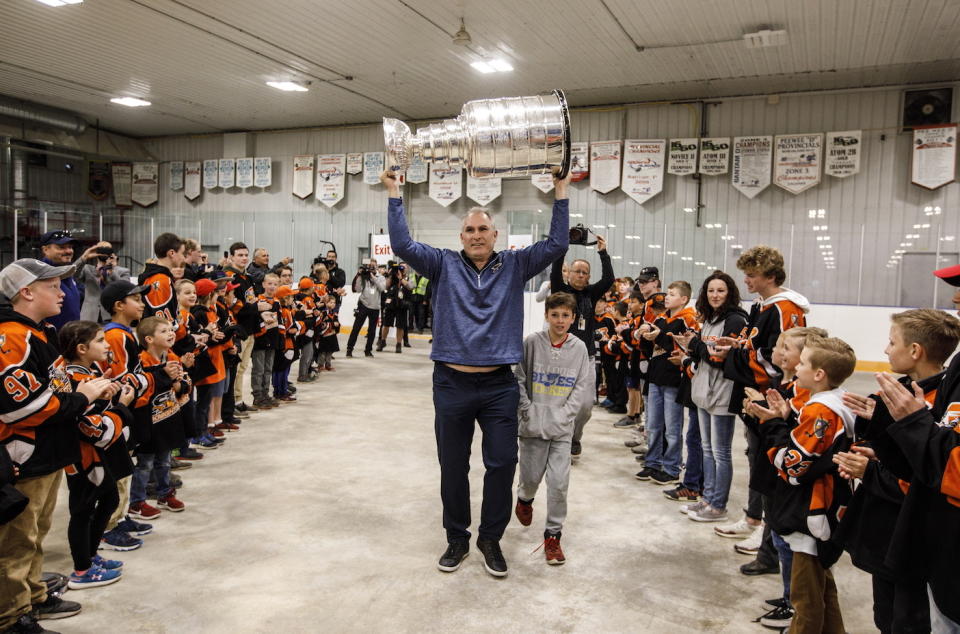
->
xmin=383 ymin=170 xmax=442 ymax=280
xmin=521 ymin=170 xmax=571 ymax=280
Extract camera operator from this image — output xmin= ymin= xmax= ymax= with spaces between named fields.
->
xmin=37 ymin=231 xmax=112 ymax=331
xmin=550 ymin=233 xmax=615 ymax=459
xmin=376 ymin=261 xmax=413 ymax=354
xmin=78 ymin=247 xmax=131 ymax=322
xmin=322 ymin=250 xmax=347 ymax=308
xmin=183 ymin=239 xmax=214 ymax=281
xmin=345 ymin=258 xmax=386 ymax=357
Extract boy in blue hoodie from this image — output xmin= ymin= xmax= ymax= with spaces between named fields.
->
xmin=514 ymin=292 xmax=593 ymax=565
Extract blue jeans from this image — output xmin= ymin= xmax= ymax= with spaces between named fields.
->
xmin=771 ymin=531 xmax=794 ymax=603
xmin=682 ymin=407 xmax=703 ymax=491
xmin=130 ymin=450 xmax=172 ymax=504
xmin=698 ymin=409 xmax=736 ymax=510
xmin=432 ymin=363 xmax=519 ymax=542
xmin=645 ymin=384 xmax=683 ymax=477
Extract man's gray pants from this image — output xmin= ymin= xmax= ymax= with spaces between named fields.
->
xmin=517 ymin=436 xmax=571 ymax=535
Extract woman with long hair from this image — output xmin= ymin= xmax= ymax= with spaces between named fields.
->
xmin=679 ymin=271 xmax=748 ymax=523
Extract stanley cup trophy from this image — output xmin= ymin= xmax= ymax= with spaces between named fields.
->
xmin=383 ymin=89 xmax=571 ymax=179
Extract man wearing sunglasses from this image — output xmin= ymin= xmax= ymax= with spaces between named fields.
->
xmin=37 ymin=231 xmax=110 ymax=331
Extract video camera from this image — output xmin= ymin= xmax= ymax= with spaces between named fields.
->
xmin=312 ymin=239 xmax=338 ymax=269
xmin=94 ymin=246 xmax=115 ymax=262
xmin=569 ymin=224 xmax=598 ymax=246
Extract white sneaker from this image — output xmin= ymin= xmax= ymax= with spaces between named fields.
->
xmin=714 ymin=516 xmax=760 ymax=539
xmin=690 ymin=505 xmax=729 ymax=523
xmin=680 ymin=500 xmax=706 ymax=515
xmin=734 ymin=526 xmax=764 ymax=555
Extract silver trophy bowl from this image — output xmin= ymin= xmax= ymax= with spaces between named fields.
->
xmin=384 ymin=89 xmax=571 ymax=179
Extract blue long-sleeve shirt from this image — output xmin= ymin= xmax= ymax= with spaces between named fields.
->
xmin=388 ymin=197 xmax=569 ymax=366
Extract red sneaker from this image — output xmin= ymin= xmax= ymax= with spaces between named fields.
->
xmin=278 ymin=394 xmax=297 ymax=402
xmin=544 ymin=535 xmax=565 ymax=565
xmin=515 ymin=499 xmax=533 ymax=526
xmin=129 ymin=500 xmax=161 ymax=520
xmin=215 ymin=421 xmax=240 ymax=432
xmin=208 ymin=427 xmax=225 ymax=438
xmin=157 ymin=491 xmax=185 ymax=512
xmin=325 ymin=366 xmax=335 ymax=372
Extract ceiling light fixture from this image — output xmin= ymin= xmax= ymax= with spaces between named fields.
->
xmin=743 ymin=27 xmax=788 ymax=49
xmin=266 ymin=81 xmax=308 ymax=92
xmin=110 ymin=97 xmax=151 ymax=107
xmin=452 ymin=18 xmax=472 ymax=46
xmin=470 ymin=61 xmax=496 ymax=74
xmin=36 ymin=0 xmax=82 ymax=6
xmin=471 ymin=58 xmax=513 ymax=74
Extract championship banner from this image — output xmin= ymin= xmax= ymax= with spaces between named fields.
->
xmin=218 ymin=158 xmax=236 ymax=189
xmin=774 ymin=133 xmax=822 ymax=194
xmin=131 ymin=162 xmax=159 ymax=208
xmin=590 ymin=141 xmax=621 ymax=194
xmin=667 ymin=138 xmax=698 ymax=176
xmin=569 ymin=142 xmax=589 ymax=182
xmin=912 ymin=124 xmax=957 ymax=190
xmin=87 ymin=161 xmax=111 ymax=200
xmin=824 ymin=131 xmax=861 ymax=178
xmin=363 ymin=152 xmax=384 ymax=185
xmin=698 ymin=138 xmax=730 ymax=175
xmin=317 ymin=154 xmax=346 ymax=208
xmin=371 ymin=233 xmax=393 ymax=265
xmin=235 ymin=158 xmax=254 ymax=189
xmin=507 ymin=234 xmax=533 ymax=250
xmin=254 ymin=157 xmax=272 ymax=188
xmin=406 ymin=155 xmax=428 ymax=184
xmin=621 ymin=139 xmax=666 ymax=205
xmin=202 ymin=160 xmax=218 ymax=190
xmin=184 ymin=162 xmax=202 ymax=201
xmin=168 ymin=161 xmax=184 ymax=191
xmin=111 ymin=163 xmax=132 ymax=208
xmin=467 ymin=175 xmax=501 ymax=205
xmin=731 ymin=136 xmax=772 ymax=199
xmin=346 ymin=153 xmax=363 ymax=175
xmin=429 ymin=166 xmax=462 ymax=207
xmin=531 ymin=173 xmax=554 ymax=193
xmin=292 ymin=155 xmax=315 ymax=199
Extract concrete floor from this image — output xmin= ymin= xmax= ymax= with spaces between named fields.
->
xmin=41 ymin=343 xmax=877 ymax=633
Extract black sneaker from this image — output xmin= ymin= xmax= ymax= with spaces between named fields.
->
xmin=740 ymin=559 xmax=780 ymax=576
xmin=476 ymin=538 xmax=507 ymax=577
xmin=32 ymin=596 xmax=81 ymax=620
xmin=345 ymin=350 xmax=353 ymax=358
xmin=635 ymin=467 xmax=657 ymax=481
xmin=117 ymin=515 xmax=153 ymax=536
xmin=4 ymin=614 xmax=55 ymax=633
xmin=376 ymin=340 xmax=386 ymax=352
xmin=364 ymin=351 xmax=374 ymax=357
xmin=607 ymin=405 xmax=628 ymax=414
xmin=650 ymin=470 xmax=680 ymax=485
xmin=437 ymin=540 xmax=470 ymax=573
xmin=765 ymin=597 xmax=789 ymax=610
xmin=170 ymin=458 xmax=192 ymax=471
xmin=237 ymin=402 xmax=259 ymax=413
xmin=759 ymin=605 xmax=795 ymax=628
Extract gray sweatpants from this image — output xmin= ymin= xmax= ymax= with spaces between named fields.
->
xmin=517 ymin=436 xmax=571 ymax=534
xmin=251 ymin=348 xmax=275 ymax=400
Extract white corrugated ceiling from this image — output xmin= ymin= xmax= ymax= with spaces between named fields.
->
xmin=0 ymin=0 xmax=958 ymax=137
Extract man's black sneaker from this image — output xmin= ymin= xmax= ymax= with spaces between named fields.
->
xmin=570 ymin=441 xmax=582 ymax=459
xmin=740 ymin=559 xmax=780 ymax=576
xmin=650 ymin=470 xmax=680 ymax=485
xmin=635 ymin=467 xmax=657 ymax=481
xmin=3 ymin=614 xmax=56 ymax=633
xmin=607 ymin=405 xmax=628 ymax=414
xmin=32 ymin=596 xmax=81 ymax=620
xmin=403 ymin=341 xmax=412 ymax=348
xmin=765 ymin=597 xmax=789 ymax=610
xmin=345 ymin=350 xmax=353 ymax=358
xmin=437 ymin=540 xmax=470 ymax=573
xmin=364 ymin=351 xmax=374 ymax=357
xmin=237 ymin=402 xmax=259 ymax=413
xmin=759 ymin=605 xmax=795 ymax=628
xmin=476 ymin=538 xmax=507 ymax=577
xmin=375 ymin=340 xmax=386 ymax=352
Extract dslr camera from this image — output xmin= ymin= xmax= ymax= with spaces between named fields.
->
xmin=569 ymin=224 xmax=598 ymax=246
xmin=94 ymin=246 xmax=115 ymax=262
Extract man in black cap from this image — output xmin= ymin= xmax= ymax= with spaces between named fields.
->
xmin=634 ymin=266 xmax=662 ymax=300
xmin=37 ymin=230 xmax=111 ymax=331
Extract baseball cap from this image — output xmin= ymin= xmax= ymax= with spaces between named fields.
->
xmin=100 ymin=280 xmax=149 ymax=312
xmin=224 ymin=281 xmax=240 ymax=292
xmin=934 ymin=263 xmax=960 ymax=287
xmin=637 ymin=266 xmax=659 ymax=282
xmin=0 ymin=259 xmax=76 ymax=300
xmin=39 ymin=230 xmax=76 ymax=246
xmin=275 ymin=286 xmax=296 ymax=299
xmin=298 ymin=277 xmax=315 ymax=290
xmin=195 ymin=278 xmax=218 ymax=297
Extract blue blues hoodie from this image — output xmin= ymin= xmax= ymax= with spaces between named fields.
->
xmin=388 ymin=197 xmax=568 ymax=366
